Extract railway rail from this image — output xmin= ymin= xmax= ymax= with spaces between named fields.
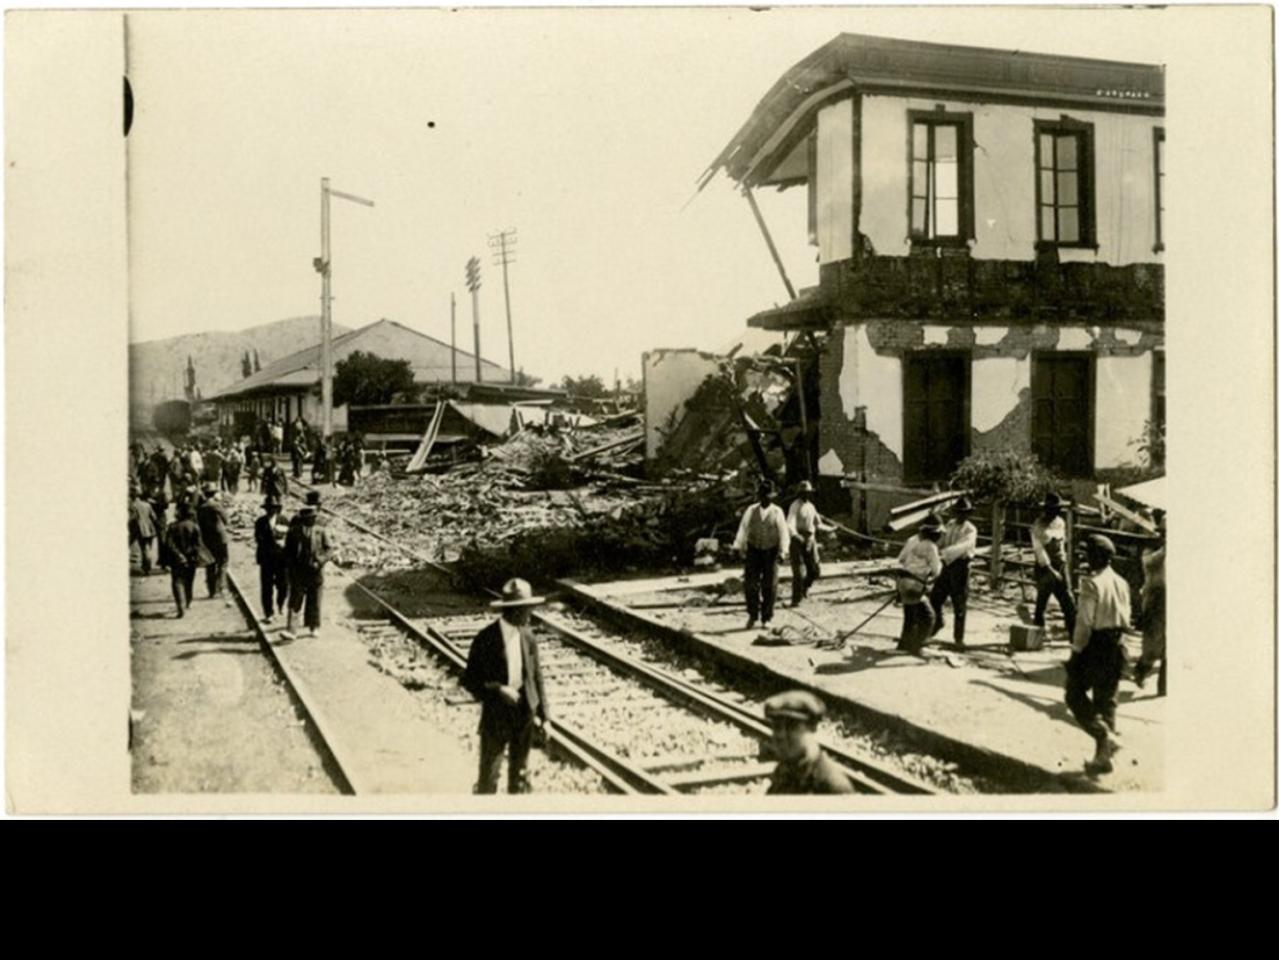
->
xmin=272 ymin=480 xmax=936 ymax=795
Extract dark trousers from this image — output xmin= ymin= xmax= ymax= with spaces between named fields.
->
xmin=259 ymin=560 xmax=288 ymax=618
xmin=929 ymin=559 xmax=970 ymax=642
xmin=205 ymin=543 xmax=228 ymax=597
xmin=1065 ymin=629 xmax=1125 ymax=743
xmin=790 ymin=536 xmax=820 ymax=605
xmin=744 ymin=546 xmax=780 ymax=622
xmin=1034 ymin=559 xmax=1077 ymax=635
xmin=131 ymin=535 xmax=154 ymax=574
xmin=477 ymin=717 xmax=534 ymax=794
xmin=170 ymin=565 xmax=196 ymax=614
xmin=291 ymin=452 xmax=303 ymax=479
xmin=288 ymin=569 xmax=323 ymax=629
xmin=899 ymin=600 xmax=935 ymax=653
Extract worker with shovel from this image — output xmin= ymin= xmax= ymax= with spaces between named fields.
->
xmin=895 ymin=514 xmax=943 ymax=655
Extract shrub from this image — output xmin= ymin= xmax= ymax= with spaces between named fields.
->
xmin=950 ymin=450 xmax=1059 ymax=505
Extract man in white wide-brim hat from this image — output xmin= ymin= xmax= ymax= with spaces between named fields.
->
xmin=461 ymin=578 xmax=551 ymax=794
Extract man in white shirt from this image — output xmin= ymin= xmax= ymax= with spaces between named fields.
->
xmin=896 ymin=514 xmax=943 ymax=654
xmin=1031 ymin=491 xmax=1076 ymax=636
xmin=733 ymin=479 xmax=790 ymax=629
xmin=786 ymin=480 xmax=834 ymax=607
xmin=929 ymin=496 xmax=978 ymax=649
xmin=1065 ymin=535 xmax=1132 ymax=775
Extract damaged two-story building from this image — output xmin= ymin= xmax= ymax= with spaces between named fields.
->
xmin=704 ymin=34 xmax=1165 ymax=515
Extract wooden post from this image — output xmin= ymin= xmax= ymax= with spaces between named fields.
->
xmin=1065 ymin=497 xmax=1076 ymax=583
xmin=990 ymin=501 xmax=1005 ymax=586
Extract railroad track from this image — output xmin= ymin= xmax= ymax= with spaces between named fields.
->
xmin=269 ymin=481 xmax=935 ymax=796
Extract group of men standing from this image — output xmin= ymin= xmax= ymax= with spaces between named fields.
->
xmin=129 ymin=474 xmax=230 ymax=618
xmin=732 ymin=477 xmax=1167 ymax=778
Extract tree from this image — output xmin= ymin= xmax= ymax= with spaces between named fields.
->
xmin=333 ymin=351 xmax=417 ymax=406
xmin=253 ymin=349 xmax=262 ymax=373
xmin=241 ymin=351 xmax=253 ymax=379
xmin=560 ymin=373 xmax=609 ymax=398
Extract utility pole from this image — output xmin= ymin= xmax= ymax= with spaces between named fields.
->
xmin=450 ymin=292 xmax=457 ymax=386
xmin=465 ymin=256 xmax=482 ymax=382
xmin=314 ymin=177 xmax=374 ymax=439
xmin=488 ymin=228 xmax=518 ymax=384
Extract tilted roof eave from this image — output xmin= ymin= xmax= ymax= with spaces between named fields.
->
xmin=707 ymin=33 xmax=1165 ymax=189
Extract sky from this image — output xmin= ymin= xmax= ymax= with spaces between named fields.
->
xmin=126 ymin=6 xmax=1170 ymax=385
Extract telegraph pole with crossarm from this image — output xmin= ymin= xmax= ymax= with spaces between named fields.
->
xmin=488 ymin=228 xmax=518 ymax=384
xmin=465 ymin=256 xmax=482 ymax=383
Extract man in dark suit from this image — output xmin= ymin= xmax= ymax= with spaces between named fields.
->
xmin=283 ymin=490 xmax=333 ymax=638
xmin=461 ymin=578 xmax=551 ymax=794
xmin=196 ymin=482 xmax=229 ymax=598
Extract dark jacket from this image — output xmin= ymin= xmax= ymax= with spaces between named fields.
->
xmin=285 ymin=516 xmax=332 ymax=576
xmin=462 ymin=619 xmax=549 ymax=736
xmin=262 ymin=464 xmax=288 ymax=500
xmin=197 ymin=498 xmax=229 ymax=548
xmin=767 ymin=750 xmax=855 ymax=795
xmin=254 ymin=512 xmax=288 ymax=565
xmin=163 ymin=519 xmax=206 ymax=569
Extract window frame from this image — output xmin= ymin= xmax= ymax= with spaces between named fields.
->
xmin=1151 ymin=348 xmax=1166 ymax=467
xmin=1033 ymin=118 xmax=1097 ymax=251
xmin=1153 ymin=126 xmax=1165 ymax=253
xmin=906 ymin=109 xmax=975 ymax=248
xmin=1030 ymin=350 xmax=1096 ymax=478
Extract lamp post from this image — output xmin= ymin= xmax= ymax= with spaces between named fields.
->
xmin=314 ymin=177 xmax=374 ymax=439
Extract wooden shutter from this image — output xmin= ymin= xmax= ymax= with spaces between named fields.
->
xmin=904 ymin=352 xmax=971 ymax=482
xmin=1032 ymin=353 xmax=1094 ymax=476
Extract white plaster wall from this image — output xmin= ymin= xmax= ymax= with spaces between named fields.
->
xmin=642 ymin=350 xmax=722 ymax=459
xmin=1057 ymin=327 xmax=1096 ymax=350
xmin=818 ymin=448 xmax=845 ymax=477
xmin=816 ymin=98 xmax=854 ymax=264
xmin=1095 ymin=353 xmax=1153 ymax=468
xmin=858 ymin=94 xmax=1162 ymax=265
xmin=838 ymin=326 xmax=902 ymax=457
xmin=922 ymin=325 xmax=949 ymax=346
xmin=972 ymin=355 xmax=1030 ymax=432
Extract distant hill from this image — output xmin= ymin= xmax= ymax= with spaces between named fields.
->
xmin=129 ymin=316 xmax=352 ymax=416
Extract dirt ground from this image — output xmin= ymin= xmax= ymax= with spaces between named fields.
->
xmin=129 ymin=563 xmax=339 ymax=794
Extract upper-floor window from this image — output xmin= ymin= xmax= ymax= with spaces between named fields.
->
xmin=1153 ymin=127 xmax=1165 ymax=252
xmin=908 ymin=110 xmax=974 ymax=245
xmin=1034 ymin=118 xmax=1096 ymax=249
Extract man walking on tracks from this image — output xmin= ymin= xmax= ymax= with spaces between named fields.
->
xmin=764 ymin=691 xmax=853 ymax=795
xmin=733 ymin=479 xmax=791 ymax=630
xmin=196 ymin=482 xmax=229 ymax=599
xmin=283 ymin=490 xmax=333 ymax=639
xmin=254 ymin=496 xmax=290 ymax=624
xmin=787 ymin=480 xmax=833 ymax=607
xmin=462 ymin=578 xmax=551 ymax=794
xmin=1031 ymin=491 xmax=1076 ymax=637
xmin=1065 ymin=534 xmax=1132 ymax=776
xmin=929 ymin=496 xmax=978 ymax=649
xmin=162 ymin=501 xmax=206 ymax=618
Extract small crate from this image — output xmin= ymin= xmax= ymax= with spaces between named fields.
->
xmin=1009 ymin=624 xmax=1046 ymax=651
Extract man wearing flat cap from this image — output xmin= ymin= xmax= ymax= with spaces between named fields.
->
xmin=462 ymin=578 xmax=552 ymax=794
xmin=1066 ymin=534 xmax=1132 ymax=776
xmin=764 ymin=691 xmax=854 ymax=795
xmin=929 ymin=496 xmax=978 ymax=649
xmin=732 ymin=479 xmax=791 ymax=629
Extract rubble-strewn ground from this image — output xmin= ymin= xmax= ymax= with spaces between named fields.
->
xmin=228 ymin=484 xmax=1000 ymax=794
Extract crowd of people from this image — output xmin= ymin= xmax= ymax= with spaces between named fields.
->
xmin=128 ymin=432 xmax=338 ymax=640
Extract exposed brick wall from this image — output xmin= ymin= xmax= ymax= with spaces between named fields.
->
xmin=864 ymin=319 xmax=1162 ymax=360
xmin=972 ymin=387 xmax=1033 ymax=454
